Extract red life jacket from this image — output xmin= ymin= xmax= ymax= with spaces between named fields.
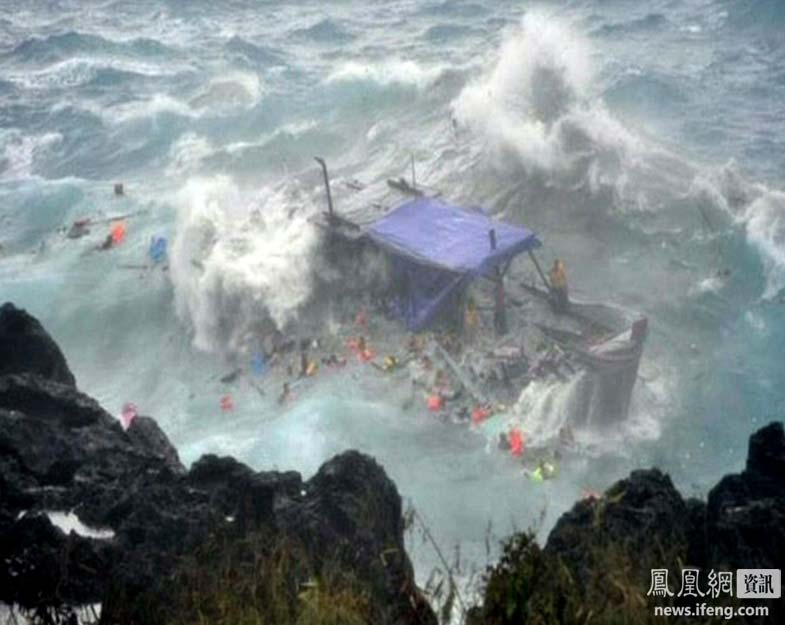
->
xmin=471 ymin=406 xmax=491 ymax=424
xmin=427 ymin=395 xmax=443 ymax=411
xmin=509 ymin=428 xmax=524 ymax=456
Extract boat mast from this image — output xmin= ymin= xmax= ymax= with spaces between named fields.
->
xmin=489 ymin=228 xmax=508 ymax=335
xmin=314 ymin=157 xmax=334 ymax=221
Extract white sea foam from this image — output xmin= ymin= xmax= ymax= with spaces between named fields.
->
xmin=512 ymin=377 xmax=577 ymax=445
xmin=189 ymin=70 xmax=264 ymax=115
xmin=169 ymin=176 xmax=321 ymax=353
xmin=167 ymin=132 xmax=216 ymax=177
xmin=0 ymin=131 xmax=62 ymax=181
xmin=451 ymin=9 xmax=650 ymax=207
xmin=100 ymin=93 xmax=196 ymax=123
xmin=6 ymin=57 xmax=173 ymax=90
xmin=689 ymin=275 xmax=724 ymax=297
xmin=223 ymin=119 xmax=319 ymax=155
xmin=325 ymin=59 xmax=445 ymax=89
xmin=691 ymin=161 xmax=785 ymax=299
xmin=165 ymin=120 xmax=318 ymax=178
xmin=91 ymin=71 xmax=263 ymax=125
xmin=510 ymin=362 xmax=669 ymax=453
xmin=739 ymin=189 xmax=785 ymax=298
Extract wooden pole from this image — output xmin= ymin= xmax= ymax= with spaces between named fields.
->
xmin=489 ymin=229 xmax=507 ymax=335
xmin=314 ymin=157 xmax=334 ymax=218
xmin=528 ymin=249 xmax=551 ymax=292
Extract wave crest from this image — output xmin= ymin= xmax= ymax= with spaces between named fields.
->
xmin=325 ymin=59 xmax=446 ymax=90
xmin=170 ymin=177 xmax=321 ymax=353
xmin=740 ymin=190 xmax=785 ymax=298
xmin=451 ymin=9 xmax=645 ymax=204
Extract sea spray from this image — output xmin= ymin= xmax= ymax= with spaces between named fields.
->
xmin=170 ymin=176 xmax=321 ymax=353
xmin=452 ymin=9 xmax=593 ymax=170
xmin=0 ymin=131 xmax=63 ymax=181
xmin=690 ymin=161 xmax=785 ymax=299
xmin=451 ymin=9 xmax=650 ymax=209
xmin=740 ymin=190 xmax=785 ymax=299
xmin=513 ymin=377 xmax=580 ymax=446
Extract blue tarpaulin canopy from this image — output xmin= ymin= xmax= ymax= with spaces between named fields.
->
xmin=366 ymin=197 xmax=541 ymax=330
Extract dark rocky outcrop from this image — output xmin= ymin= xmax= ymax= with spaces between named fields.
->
xmin=0 ymin=303 xmax=75 ymax=387
xmin=474 ymin=425 xmax=785 ymax=625
xmin=702 ymin=422 xmax=785 ymax=574
xmin=0 ymin=303 xmax=434 ymax=625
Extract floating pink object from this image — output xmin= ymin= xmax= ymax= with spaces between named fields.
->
xmin=220 ymin=395 xmax=234 ymax=412
xmin=426 ymin=395 xmax=443 ymax=412
xmin=121 ymin=402 xmax=137 ymax=430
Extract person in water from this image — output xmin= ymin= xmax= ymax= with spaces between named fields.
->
xmin=67 ymin=219 xmax=91 ymax=239
xmin=97 ymin=234 xmax=114 ymax=251
xmin=278 ymin=382 xmax=292 ymax=405
xmin=299 ymin=346 xmax=309 ymax=378
xmin=549 ymin=259 xmax=569 ymax=313
xmin=464 ymin=296 xmax=479 ymax=345
xmin=382 ymin=355 xmax=399 ymax=372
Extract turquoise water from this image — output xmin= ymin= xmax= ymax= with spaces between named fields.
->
xmin=1 ymin=0 xmax=784 ymax=591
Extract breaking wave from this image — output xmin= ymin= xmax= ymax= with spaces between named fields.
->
xmin=4 ymin=57 xmax=175 ymax=90
xmin=513 ymin=377 xmax=579 ymax=445
xmin=690 ymin=161 xmax=785 ymax=299
xmin=188 ymin=71 xmax=264 ymax=115
xmin=89 ymin=71 xmax=263 ymax=125
xmin=97 ymin=93 xmax=195 ymax=123
xmin=169 ymin=177 xmax=321 ymax=353
xmin=0 ymin=130 xmax=62 ymax=181
xmin=451 ymin=9 xmax=651 ymax=207
xmin=166 ymin=120 xmax=319 ymax=178
xmin=740 ymin=190 xmax=785 ymax=298
xmin=325 ymin=59 xmax=446 ymax=90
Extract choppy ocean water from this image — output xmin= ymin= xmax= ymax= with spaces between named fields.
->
xmin=1 ymin=0 xmax=784 ymax=591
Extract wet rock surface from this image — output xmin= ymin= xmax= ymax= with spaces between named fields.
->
xmin=0 ymin=303 xmax=75 ymax=387
xmin=0 ymin=303 xmax=434 ymax=625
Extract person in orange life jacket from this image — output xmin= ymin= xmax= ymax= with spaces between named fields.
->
xmin=549 ymin=259 xmax=569 ymax=313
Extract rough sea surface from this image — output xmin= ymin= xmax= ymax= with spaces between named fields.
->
xmin=1 ymin=0 xmax=784 ymax=593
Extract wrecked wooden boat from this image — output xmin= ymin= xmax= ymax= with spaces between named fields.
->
xmin=309 ymin=157 xmax=648 ymax=449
